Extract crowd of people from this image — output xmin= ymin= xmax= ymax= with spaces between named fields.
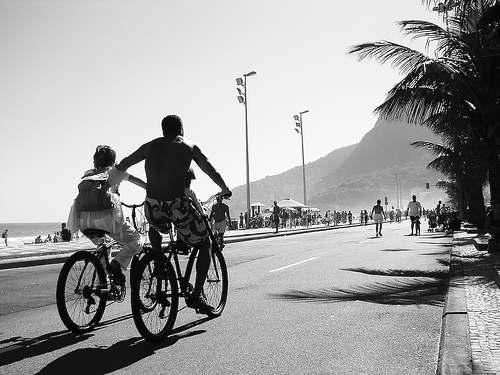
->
xmin=34 ymin=223 xmax=73 ymax=244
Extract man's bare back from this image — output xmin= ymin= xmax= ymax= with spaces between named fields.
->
xmin=118 ymin=135 xmax=227 ymax=201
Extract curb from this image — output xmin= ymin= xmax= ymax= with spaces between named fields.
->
xmin=436 ymin=232 xmax=473 ymax=375
xmin=0 ymin=221 xmax=381 ymax=270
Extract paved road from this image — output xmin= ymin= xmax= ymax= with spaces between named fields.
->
xmin=0 ymin=223 xmax=451 ymax=374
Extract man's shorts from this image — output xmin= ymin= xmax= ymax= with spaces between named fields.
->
xmin=144 ymin=196 xmax=208 ymax=245
xmin=373 ymin=213 xmax=384 ymax=224
xmin=410 ymin=216 xmax=420 ymax=224
xmin=213 ymin=220 xmax=226 ymax=234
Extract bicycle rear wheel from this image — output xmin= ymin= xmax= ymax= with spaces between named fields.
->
xmin=56 ymin=251 xmax=107 ymax=333
xmin=131 ymin=252 xmax=178 ymax=342
xmin=200 ymin=248 xmax=228 ymax=317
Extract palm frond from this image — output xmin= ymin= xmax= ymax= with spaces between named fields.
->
xmin=348 ymin=41 xmax=431 ymax=75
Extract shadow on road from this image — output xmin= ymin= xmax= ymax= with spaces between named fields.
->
xmin=0 ymin=330 xmax=93 ymax=366
xmin=37 ymin=317 xmax=213 ymax=374
xmin=269 ymin=263 xmax=451 ymax=307
xmin=379 ymin=248 xmax=414 ymax=252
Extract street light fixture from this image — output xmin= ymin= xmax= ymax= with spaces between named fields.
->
xmin=293 ymin=110 xmax=310 ymax=205
xmin=235 ymin=70 xmax=257 ymax=226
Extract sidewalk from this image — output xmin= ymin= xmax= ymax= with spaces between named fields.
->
xmin=438 ymin=230 xmax=500 ymax=375
xmin=0 ymin=222 xmax=372 ymax=270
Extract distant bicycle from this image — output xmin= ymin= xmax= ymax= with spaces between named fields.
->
xmin=56 ymin=202 xmax=148 ymax=333
xmin=131 ymin=192 xmax=229 ymax=342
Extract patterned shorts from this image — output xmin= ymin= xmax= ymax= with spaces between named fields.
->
xmin=144 ymin=196 xmax=209 ymax=245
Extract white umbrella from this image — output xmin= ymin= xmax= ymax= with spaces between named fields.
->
xmin=306 ymin=207 xmax=320 ymax=212
xmin=276 ymin=199 xmax=307 ymax=208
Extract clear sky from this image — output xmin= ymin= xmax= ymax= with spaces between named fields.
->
xmin=0 ymin=0 xmax=440 ymax=223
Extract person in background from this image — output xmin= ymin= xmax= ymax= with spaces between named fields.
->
xmin=61 ymin=222 xmax=71 ymax=242
xmin=2 ymin=229 xmax=8 ymax=247
xmin=239 ymin=213 xmax=244 ymax=229
xmin=209 ymin=195 xmax=231 ymax=250
xmin=406 ymin=195 xmax=423 ymax=236
xmin=364 ymin=210 xmax=369 ymax=225
xmin=348 ymin=211 xmax=353 ymax=225
xmin=360 ymin=210 xmax=364 ymax=225
xmin=371 ymin=199 xmax=386 ymax=237
xmin=272 ymin=201 xmax=281 ymax=233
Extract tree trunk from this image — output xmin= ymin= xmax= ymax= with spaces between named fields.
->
xmin=487 ymin=148 xmax=500 ymax=251
xmin=467 ymin=177 xmax=486 ymax=229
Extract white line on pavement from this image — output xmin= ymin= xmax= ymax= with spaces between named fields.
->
xmin=269 ymin=257 xmax=319 ymax=273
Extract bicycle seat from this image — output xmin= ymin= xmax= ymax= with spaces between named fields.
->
xmin=82 ymin=229 xmax=110 ymax=238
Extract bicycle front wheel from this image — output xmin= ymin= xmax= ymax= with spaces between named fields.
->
xmin=131 ymin=252 xmax=178 ymax=342
xmin=56 ymin=251 xmax=107 ymax=333
xmin=204 ymin=248 xmax=228 ymax=317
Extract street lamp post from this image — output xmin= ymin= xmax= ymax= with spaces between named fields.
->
xmin=294 ymin=110 xmax=309 ymax=205
xmin=236 ymin=71 xmax=257 ymax=226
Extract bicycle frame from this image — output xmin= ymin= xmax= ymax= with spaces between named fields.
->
xmin=161 ymin=198 xmax=223 ymax=298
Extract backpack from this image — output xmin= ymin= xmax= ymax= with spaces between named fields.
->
xmin=74 ymin=171 xmax=113 ymax=212
xmin=1 ymin=232 xmax=5 ymax=238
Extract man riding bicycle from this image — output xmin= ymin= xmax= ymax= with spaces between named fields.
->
xmin=116 ymin=115 xmax=231 ymax=313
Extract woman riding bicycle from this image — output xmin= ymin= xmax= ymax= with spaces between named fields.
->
xmin=67 ymin=145 xmax=147 ymax=286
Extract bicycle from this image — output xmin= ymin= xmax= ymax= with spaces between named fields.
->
xmin=130 ymin=192 xmax=229 ymax=342
xmin=56 ymin=202 xmax=149 ymax=334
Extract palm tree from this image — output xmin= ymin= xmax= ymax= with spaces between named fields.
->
xmin=411 ymin=140 xmax=487 ymax=226
xmin=349 ymin=1 xmax=500 ymax=245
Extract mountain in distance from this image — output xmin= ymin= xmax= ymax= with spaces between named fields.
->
xmin=228 ymin=144 xmax=357 ymax=215
xmin=228 ymin=118 xmax=444 ymax=215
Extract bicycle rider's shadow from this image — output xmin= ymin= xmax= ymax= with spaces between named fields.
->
xmin=37 ymin=317 xmax=213 ymax=374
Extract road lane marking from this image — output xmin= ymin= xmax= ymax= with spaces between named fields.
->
xmin=269 ymin=257 xmax=319 ymax=273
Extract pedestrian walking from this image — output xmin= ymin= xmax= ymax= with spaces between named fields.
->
xmin=371 ymin=199 xmax=386 ymax=237
xmin=406 ymin=195 xmax=423 ymax=235
xmin=239 ymin=212 xmax=244 ymax=230
xmin=348 ymin=211 xmax=353 ymax=225
xmin=209 ymin=195 xmax=231 ymax=249
xmin=2 ymin=229 xmax=8 ymax=247
xmin=364 ymin=210 xmax=369 ymax=225
xmin=272 ymin=201 xmax=281 ymax=233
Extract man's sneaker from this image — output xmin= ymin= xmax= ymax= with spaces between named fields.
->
xmin=185 ymin=294 xmax=214 ymax=315
xmin=107 ymin=259 xmax=126 ymax=286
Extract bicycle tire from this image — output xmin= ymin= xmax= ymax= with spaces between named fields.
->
xmin=56 ymin=251 xmax=107 ymax=333
xmin=131 ymin=251 xmax=178 ymax=342
xmin=187 ymin=247 xmax=228 ymax=317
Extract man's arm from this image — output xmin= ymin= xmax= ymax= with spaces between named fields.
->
xmin=116 ymin=143 xmax=148 ymax=172
xmin=225 ymin=205 xmax=231 ymax=223
xmin=128 ymin=174 xmax=147 ymax=190
xmin=192 ymin=145 xmax=230 ymax=193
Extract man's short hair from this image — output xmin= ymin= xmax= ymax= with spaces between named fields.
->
xmin=412 ymin=195 xmax=417 ymax=200
xmin=161 ymin=115 xmax=183 ymax=137
xmin=377 ymin=199 xmax=381 ymax=204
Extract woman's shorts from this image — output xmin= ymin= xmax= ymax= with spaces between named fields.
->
xmin=145 ymin=196 xmax=208 ymax=245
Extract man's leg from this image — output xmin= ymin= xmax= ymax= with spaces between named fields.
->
xmin=148 ymin=226 xmax=162 ymax=251
xmin=379 ymin=222 xmax=383 ymax=236
xmin=193 ymin=237 xmax=211 ymax=298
